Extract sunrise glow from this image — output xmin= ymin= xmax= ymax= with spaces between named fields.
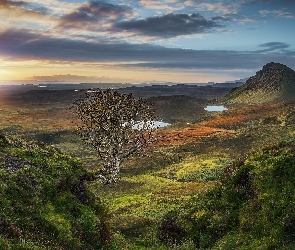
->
xmin=1 ymin=0 xmax=294 ymax=83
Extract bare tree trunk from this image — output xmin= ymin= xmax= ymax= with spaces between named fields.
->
xmin=94 ymin=156 xmax=121 ymax=184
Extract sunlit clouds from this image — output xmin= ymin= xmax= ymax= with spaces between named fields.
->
xmin=0 ymin=0 xmax=294 ymax=83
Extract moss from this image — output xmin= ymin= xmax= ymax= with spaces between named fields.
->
xmin=155 ymin=155 xmax=230 ymax=182
xmin=161 ymin=141 xmax=295 ymax=249
xmin=0 ymin=134 xmax=109 ymax=249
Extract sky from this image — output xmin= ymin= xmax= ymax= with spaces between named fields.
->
xmin=0 ymin=0 xmax=294 ymax=83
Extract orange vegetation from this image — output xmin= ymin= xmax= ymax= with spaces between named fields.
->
xmin=155 ymin=125 xmax=234 ymax=146
xmin=201 ymin=101 xmax=295 ymax=128
xmin=201 ymin=115 xmax=249 ymax=127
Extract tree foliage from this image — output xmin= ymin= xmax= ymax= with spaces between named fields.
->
xmin=73 ymin=89 xmax=158 ymax=184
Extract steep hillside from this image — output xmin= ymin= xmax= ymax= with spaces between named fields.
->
xmin=0 ymin=134 xmax=109 ymax=249
xmin=224 ymin=62 xmax=295 ymax=104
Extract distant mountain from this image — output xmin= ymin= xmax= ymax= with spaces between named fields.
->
xmin=223 ymin=62 xmax=295 ymax=104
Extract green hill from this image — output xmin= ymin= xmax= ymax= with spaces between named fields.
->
xmin=158 ymin=141 xmax=295 ymax=249
xmin=0 ymin=134 xmax=109 ymax=249
xmin=223 ymin=62 xmax=295 ymax=104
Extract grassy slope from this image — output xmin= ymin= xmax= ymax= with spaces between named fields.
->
xmin=176 ymin=141 xmax=295 ymax=249
xmin=84 ymin=101 xmax=295 ymax=249
xmin=0 ymin=134 xmax=109 ymax=250
xmin=2 ymin=88 xmax=295 ymax=248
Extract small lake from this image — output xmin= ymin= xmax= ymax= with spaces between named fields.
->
xmin=132 ymin=121 xmax=170 ymax=129
xmin=204 ymin=106 xmax=228 ymax=112
xmin=155 ymin=121 xmax=170 ymax=127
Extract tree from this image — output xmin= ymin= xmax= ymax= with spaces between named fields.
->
xmin=73 ymin=89 xmax=158 ymax=184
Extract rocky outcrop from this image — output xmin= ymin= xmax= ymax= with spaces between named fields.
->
xmin=224 ymin=62 xmax=295 ymax=104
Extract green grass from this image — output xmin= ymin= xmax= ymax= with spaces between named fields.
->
xmin=44 ymin=113 xmax=295 ymax=248
xmin=0 ymin=134 xmax=109 ymax=249
xmin=84 ymin=150 xmax=230 ymax=248
xmin=2 ymin=97 xmax=295 ymax=249
xmin=157 ymin=141 xmax=295 ymax=249
xmin=155 ymin=154 xmax=231 ymax=182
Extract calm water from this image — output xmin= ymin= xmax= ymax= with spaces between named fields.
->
xmin=132 ymin=121 xmax=170 ymax=129
xmin=154 ymin=121 xmax=170 ymax=127
xmin=204 ymin=106 xmax=228 ymax=111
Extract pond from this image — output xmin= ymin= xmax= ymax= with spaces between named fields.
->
xmin=204 ymin=106 xmax=228 ymax=112
xmin=132 ymin=121 xmax=170 ymax=129
xmin=154 ymin=121 xmax=171 ymax=127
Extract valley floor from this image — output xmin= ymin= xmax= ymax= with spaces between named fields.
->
xmin=1 ymin=88 xmax=295 ymax=248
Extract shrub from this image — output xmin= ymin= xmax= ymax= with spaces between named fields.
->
xmin=282 ymin=208 xmax=295 ymax=240
xmin=158 ymin=211 xmax=186 ymax=246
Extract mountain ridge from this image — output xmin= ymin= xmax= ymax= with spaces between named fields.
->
xmin=223 ymin=62 xmax=295 ymax=104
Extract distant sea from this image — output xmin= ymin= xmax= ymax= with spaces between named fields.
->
xmin=0 ymin=81 xmax=197 ymax=92
xmin=0 ymin=81 xmax=135 ymax=92
xmin=0 ymin=79 xmax=246 ymax=93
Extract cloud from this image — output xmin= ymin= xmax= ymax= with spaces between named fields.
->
xmin=259 ymin=9 xmax=295 ymax=18
xmin=211 ymin=15 xmax=232 ymax=22
xmin=0 ymin=0 xmax=50 ymax=20
xmin=25 ymin=0 xmax=81 ymax=17
xmin=138 ymin=0 xmax=184 ymax=11
xmin=256 ymin=42 xmax=291 ymax=52
xmin=247 ymin=0 xmax=295 ymax=4
xmin=114 ymin=13 xmax=220 ymax=38
xmin=0 ymin=0 xmax=48 ymax=14
xmin=0 ymin=29 xmax=294 ymax=73
xmin=184 ymin=0 xmax=241 ymax=14
xmin=199 ymin=2 xmax=240 ymax=15
xmin=0 ymin=0 xmax=26 ymax=8
xmin=58 ymin=0 xmax=132 ymax=27
xmin=117 ymin=50 xmax=279 ymax=70
xmin=0 ymin=28 xmax=161 ymax=62
xmin=184 ymin=1 xmax=257 ymax=24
